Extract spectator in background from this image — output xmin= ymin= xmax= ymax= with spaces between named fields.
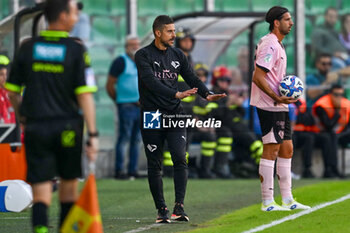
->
xmin=306 ymin=54 xmax=339 ymax=108
xmin=70 ymin=2 xmax=90 ymax=44
xmin=311 ymin=7 xmax=350 ymax=70
xmin=339 ymin=14 xmax=350 ymax=54
xmin=175 ymin=27 xmax=195 ymax=65
xmin=312 ymin=84 xmax=350 ymax=178
xmin=306 ymin=53 xmax=350 ymax=108
xmin=211 ymin=66 xmax=263 ymax=178
xmin=191 ymin=63 xmax=217 ymax=178
xmin=230 ymin=67 xmax=249 ymax=100
xmin=0 ymin=55 xmax=15 ymax=124
xmin=106 ymin=35 xmax=141 ymax=179
xmin=291 ymin=98 xmax=333 ymax=178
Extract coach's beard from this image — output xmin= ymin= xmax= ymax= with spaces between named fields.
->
xmin=161 ymin=38 xmax=175 ymax=47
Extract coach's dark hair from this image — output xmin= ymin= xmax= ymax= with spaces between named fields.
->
xmin=44 ymin=0 xmax=70 ymax=23
xmin=152 ymin=15 xmax=174 ymax=36
xmin=265 ymin=6 xmax=289 ymax=32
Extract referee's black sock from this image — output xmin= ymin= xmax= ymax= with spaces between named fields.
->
xmin=32 ymin=202 xmax=48 ymax=231
xmin=59 ymin=202 xmax=74 ymax=228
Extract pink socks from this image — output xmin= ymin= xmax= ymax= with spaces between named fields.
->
xmin=276 ymin=157 xmax=293 ymax=200
xmin=259 ymin=157 xmax=293 ymax=204
xmin=259 ymin=158 xmax=275 ymax=202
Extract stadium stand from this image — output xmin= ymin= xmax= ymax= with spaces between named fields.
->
xmin=309 ymin=0 xmax=338 ymax=14
xmin=215 ymin=0 xmax=251 ymax=12
xmin=89 ymin=46 xmax=113 ymax=75
xmin=91 ymin=16 xmax=118 ymax=44
xmin=0 ymin=0 xmax=10 ymax=19
xmin=285 ymin=45 xmax=294 ymax=74
xmin=137 ymin=0 xmax=166 ymax=17
xmin=251 ymin=0 xmax=280 ymax=12
xmin=83 ymin=0 xmax=110 ymax=15
xmin=110 ymin=0 xmax=126 ymax=16
xmin=166 ymin=0 xmax=204 ymax=15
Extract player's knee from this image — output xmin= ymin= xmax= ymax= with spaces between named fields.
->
xmin=262 ymin=144 xmax=280 ymax=160
xmin=172 ymin=154 xmax=187 ymax=169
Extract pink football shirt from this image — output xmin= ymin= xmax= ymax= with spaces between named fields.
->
xmin=250 ymin=33 xmax=288 ymax=112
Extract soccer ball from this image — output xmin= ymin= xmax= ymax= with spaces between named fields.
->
xmin=279 ymin=75 xmax=304 ymax=99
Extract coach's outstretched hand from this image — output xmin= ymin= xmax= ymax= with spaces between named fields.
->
xmin=86 ymin=137 xmax=99 ymax=162
xmin=175 ymin=88 xmax=198 ymax=99
xmin=206 ymin=93 xmax=227 ymax=101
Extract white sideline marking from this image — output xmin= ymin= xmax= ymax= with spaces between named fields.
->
xmin=0 ymin=217 xmax=29 ymax=220
xmin=123 ymin=223 xmax=163 ymax=233
xmin=242 ymin=193 xmax=350 ymax=233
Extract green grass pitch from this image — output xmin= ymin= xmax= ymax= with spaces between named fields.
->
xmin=0 ymin=178 xmax=349 ymax=233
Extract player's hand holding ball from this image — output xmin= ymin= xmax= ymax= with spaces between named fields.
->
xmin=278 ymin=75 xmax=303 ymax=104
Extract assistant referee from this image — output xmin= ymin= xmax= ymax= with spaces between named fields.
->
xmin=6 ymin=0 xmax=98 ymax=232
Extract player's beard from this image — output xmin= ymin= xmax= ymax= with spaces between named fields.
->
xmin=161 ymin=37 xmax=175 ymax=48
xmin=281 ymin=27 xmax=292 ymax=35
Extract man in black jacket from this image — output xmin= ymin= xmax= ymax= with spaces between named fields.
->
xmin=135 ymin=15 xmax=225 ymax=223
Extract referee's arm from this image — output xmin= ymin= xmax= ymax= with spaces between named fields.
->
xmin=77 ymin=93 xmax=98 ymax=162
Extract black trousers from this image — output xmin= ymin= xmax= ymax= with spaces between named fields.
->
xmin=141 ymin=127 xmax=188 ymax=209
xmin=293 ymin=131 xmax=333 ymax=169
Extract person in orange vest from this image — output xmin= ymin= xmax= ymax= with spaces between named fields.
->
xmin=312 ymin=84 xmax=350 ymax=177
xmin=292 ymin=98 xmax=333 ymax=178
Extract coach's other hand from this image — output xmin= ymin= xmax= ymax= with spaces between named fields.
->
xmin=86 ymin=137 xmax=99 ymax=162
xmin=175 ymin=88 xmax=198 ymax=99
xmin=206 ymin=93 xmax=227 ymax=101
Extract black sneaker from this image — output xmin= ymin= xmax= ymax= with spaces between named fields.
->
xmin=114 ymin=171 xmax=128 ymax=180
xmin=302 ymin=168 xmax=315 ymax=178
xmin=156 ymin=207 xmax=171 ymax=223
xmin=171 ymin=203 xmax=189 ymax=222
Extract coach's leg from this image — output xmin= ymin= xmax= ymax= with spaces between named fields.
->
xmin=167 ymin=128 xmax=188 ymax=205
xmin=141 ymin=129 xmax=167 ymax=209
xmin=277 ymin=140 xmax=293 ymax=203
xmin=58 ymin=179 xmax=79 ymax=228
xmin=259 ymin=143 xmax=280 ymax=205
xmin=32 ymin=182 xmax=52 ymax=233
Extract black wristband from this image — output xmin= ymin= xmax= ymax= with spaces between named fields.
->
xmin=206 ymin=91 xmax=214 ymax=97
xmin=88 ymin=131 xmax=99 ymax=137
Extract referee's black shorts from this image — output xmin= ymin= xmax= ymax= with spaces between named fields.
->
xmin=256 ymin=108 xmax=292 ymax=144
xmin=24 ymin=117 xmax=84 ymax=184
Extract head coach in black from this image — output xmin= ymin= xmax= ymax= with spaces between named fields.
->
xmin=135 ymin=15 xmax=226 ymax=223
xmin=5 ymin=0 xmax=98 ymax=232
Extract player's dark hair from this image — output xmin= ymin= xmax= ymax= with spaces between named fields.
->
xmin=44 ymin=0 xmax=70 ymax=23
xmin=152 ymin=15 xmax=174 ymax=36
xmin=265 ymin=6 xmax=289 ymax=32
